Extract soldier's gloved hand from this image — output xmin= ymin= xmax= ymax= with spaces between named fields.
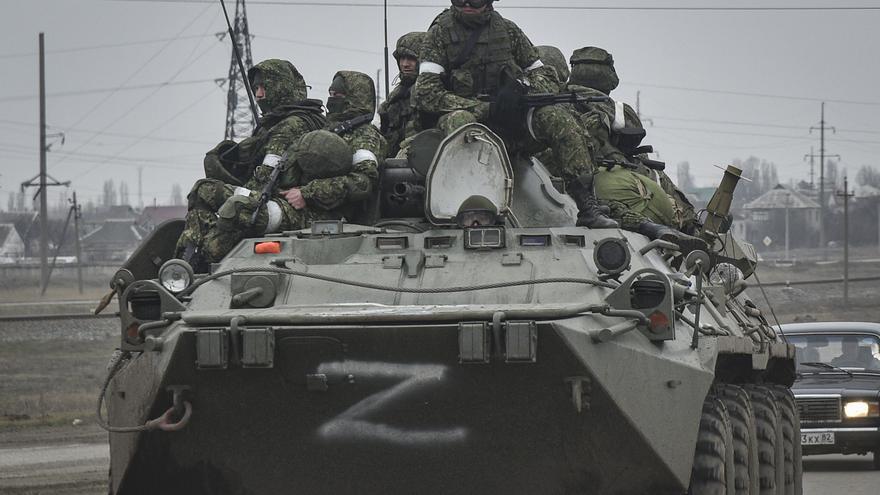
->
xmin=489 ymin=83 xmax=525 ymax=131
xmin=282 ymin=188 xmax=306 ymax=210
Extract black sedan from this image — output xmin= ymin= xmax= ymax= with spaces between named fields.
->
xmin=783 ymin=322 xmax=880 ymax=469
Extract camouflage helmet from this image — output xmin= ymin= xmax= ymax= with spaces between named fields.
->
xmin=569 ymin=47 xmax=620 ymax=95
xmin=290 ymin=130 xmax=352 ymax=180
xmin=393 ymin=32 xmax=425 ymax=61
xmin=536 ymin=46 xmax=569 ymax=84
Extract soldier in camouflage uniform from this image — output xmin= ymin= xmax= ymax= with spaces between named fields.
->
xmin=414 ymin=0 xmax=616 ymax=228
xmin=567 ymin=47 xmax=704 ymax=250
xmin=535 ymin=45 xmax=569 ymax=86
xmin=175 ymin=59 xmax=343 ymax=270
xmin=283 ymin=70 xmax=385 ymax=223
xmin=379 ymin=32 xmax=425 ymax=158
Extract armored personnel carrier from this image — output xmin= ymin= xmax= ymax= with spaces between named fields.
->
xmin=99 ymin=123 xmax=800 ymax=494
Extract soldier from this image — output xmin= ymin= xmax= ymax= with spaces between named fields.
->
xmin=567 ymin=47 xmax=704 ymax=249
xmin=535 ymin=45 xmax=569 ymax=87
xmin=280 ymin=70 xmax=385 ymax=223
xmin=175 ymin=60 xmax=351 ymax=271
xmin=379 ymin=32 xmax=425 ymax=158
xmin=414 ymin=0 xmax=617 ymax=228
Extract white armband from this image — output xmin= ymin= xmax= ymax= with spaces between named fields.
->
xmin=264 ymin=201 xmax=283 ymax=233
xmin=262 ymin=153 xmax=282 ymax=168
xmin=420 ymin=62 xmax=446 ymax=75
xmin=612 ymin=100 xmax=626 ymax=131
xmin=525 ymin=60 xmax=544 ymax=72
xmin=353 ymin=149 xmax=378 ymax=165
xmin=233 ymin=187 xmax=252 ymax=197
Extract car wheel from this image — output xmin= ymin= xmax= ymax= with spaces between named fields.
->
xmin=689 ymin=394 xmax=736 ymax=494
xmin=745 ymin=385 xmax=781 ymax=494
xmin=714 ymin=384 xmax=759 ymax=495
xmin=769 ymin=385 xmax=803 ymax=495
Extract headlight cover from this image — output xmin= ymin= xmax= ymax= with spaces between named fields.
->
xmin=843 ymin=400 xmax=879 ymax=418
xmin=158 ymin=259 xmax=195 ymax=294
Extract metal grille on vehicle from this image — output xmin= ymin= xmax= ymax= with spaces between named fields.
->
xmin=795 ymin=396 xmax=842 ymax=423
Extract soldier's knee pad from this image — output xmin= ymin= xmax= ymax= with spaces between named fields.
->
xmin=188 ymin=178 xmax=231 ymax=211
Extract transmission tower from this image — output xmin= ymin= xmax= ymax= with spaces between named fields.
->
xmin=223 ymin=0 xmax=256 ymax=141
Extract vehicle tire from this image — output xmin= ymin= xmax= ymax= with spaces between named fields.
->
xmin=744 ymin=385 xmax=780 ymax=495
xmin=714 ymin=384 xmax=760 ymax=495
xmin=769 ymin=385 xmax=803 ymax=495
xmin=689 ymin=395 xmax=736 ymax=495
xmin=873 ymin=451 xmax=880 ymax=470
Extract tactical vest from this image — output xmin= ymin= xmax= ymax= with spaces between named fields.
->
xmin=436 ymin=10 xmax=514 ymax=97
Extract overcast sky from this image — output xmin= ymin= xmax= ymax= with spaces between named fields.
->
xmin=1 ymin=0 xmax=878 ymax=208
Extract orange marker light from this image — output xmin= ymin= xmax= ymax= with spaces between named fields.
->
xmin=254 ymin=241 xmax=282 ymax=254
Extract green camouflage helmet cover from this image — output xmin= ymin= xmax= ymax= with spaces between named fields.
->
xmin=290 ymin=130 xmax=353 ymax=180
xmin=536 ymin=45 xmax=569 ymax=84
xmin=326 ymin=71 xmax=377 ymax=123
xmin=247 ymin=59 xmax=309 ymax=113
xmin=393 ymin=31 xmax=425 ymax=60
xmin=569 ymin=47 xmax=620 ymax=94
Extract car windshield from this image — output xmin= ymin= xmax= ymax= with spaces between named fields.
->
xmin=789 ymin=333 xmax=880 ymax=373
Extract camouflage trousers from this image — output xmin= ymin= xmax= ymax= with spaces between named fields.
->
xmin=175 ymin=179 xmax=332 ymax=263
xmin=437 ymin=105 xmax=596 ymax=182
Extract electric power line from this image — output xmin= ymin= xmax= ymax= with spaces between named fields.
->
xmin=0 ymin=34 xmax=215 ymax=60
xmin=0 ymin=78 xmax=220 ymax=103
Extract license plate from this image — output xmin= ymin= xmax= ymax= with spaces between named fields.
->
xmin=801 ymin=431 xmax=835 ymax=445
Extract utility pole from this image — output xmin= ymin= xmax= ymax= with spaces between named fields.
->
xmin=72 ymin=192 xmax=83 ymax=294
xmin=383 ymin=0 xmax=390 ymax=100
xmin=222 ymin=0 xmax=256 ymax=141
xmin=635 ymin=91 xmax=653 ymax=126
xmin=19 ymin=33 xmax=69 ymax=293
xmin=836 ymin=177 xmax=855 ymax=306
xmin=376 ymin=69 xmax=382 ymax=110
xmin=138 ymin=166 xmax=143 ymax=210
xmin=810 ymin=102 xmax=838 ymax=259
xmin=804 ymin=147 xmax=815 ymax=189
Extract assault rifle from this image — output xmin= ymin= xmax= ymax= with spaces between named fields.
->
xmin=477 ymin=91 xmax=611 ymax=108
xmin=250 ymin=163 xmax=284 ymax=227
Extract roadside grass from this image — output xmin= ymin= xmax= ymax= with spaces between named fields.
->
xmin=0 ymin=338 xmax=117 ymax=431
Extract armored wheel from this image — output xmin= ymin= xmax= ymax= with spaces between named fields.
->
xmin=744 ymin=385 xmax=786 ymax=495
xmin=689 ymin=394 xmax=736 ymax=494
xmin=769 ymin=385 xmax=803 ymax=495
xmin=714 ymin=384 xmax=759 ymax=495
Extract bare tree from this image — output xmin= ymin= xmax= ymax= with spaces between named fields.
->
xmin=856 ymin=165 xmax=880 ymax=188
xmin=119 ymin=181 xmax=130 ymax=206
xmin=102 ymin=180 xmax=117 ymax=207
xmin=170 ymin=184 xmax=183 ymax=206
xmin=676 ymin=161 xmax=696 ymax=191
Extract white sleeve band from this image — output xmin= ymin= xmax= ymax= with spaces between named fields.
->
xmin=264 ymin=201 xmax=283 ymax=234
xmin=233 ymin=187 xmax=252 ymax=197
xmin=525 ymin=60 xmax=544 ymax=72
xmin=420 ymin=61 xmax=446 ymax=75
xmin=612 ymin=100 xmax=626 ymax=131
xmin=353 ymin=149 xmax=378 ymax=165
xmin=526 ymin=108 xmax=538 ymax=141
xmin=262 ymin=153 xmax=282 ymax=168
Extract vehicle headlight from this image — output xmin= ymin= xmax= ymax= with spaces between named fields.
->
xmin=843 ymin=401 xmax=879 ymax=418
xmin=158 ymin=259 xmax=194 ymax=294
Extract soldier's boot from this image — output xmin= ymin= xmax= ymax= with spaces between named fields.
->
xmin=180 ymin=241 xmax=210 ymax=274
xmin=569 ymin=174 xmax=619 ymax=229
xmin=636 ymin=221 xmax=708 ymax=254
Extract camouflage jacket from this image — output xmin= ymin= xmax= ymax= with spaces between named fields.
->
xmin=301 ymin=71 xmax=386 ymax=212
xmin=414 ymin=8 xmax=558 ymax=117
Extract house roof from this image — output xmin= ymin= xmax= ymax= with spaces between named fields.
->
xmin=743 ymin=185 xmax=820 ymax=210
xmin=0 ymin=224 xmax=12 ymax=245
xmin=139 ymin=205 xmax=187 ymax=226
xmin=81 ymin=219 xmax=146 ymax=246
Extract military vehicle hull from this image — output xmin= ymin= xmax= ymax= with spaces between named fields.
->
xmin=104 ymin=124 xmax=799 ymax=494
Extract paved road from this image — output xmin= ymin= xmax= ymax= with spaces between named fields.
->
xmin=0 ymin=442 xmax=876 ymax=494
xmin=803 ymin=454 xmax=880 ymax=495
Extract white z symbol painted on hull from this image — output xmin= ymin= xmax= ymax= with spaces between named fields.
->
xmin=316 ymin=361 xmax=468 ymax=445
